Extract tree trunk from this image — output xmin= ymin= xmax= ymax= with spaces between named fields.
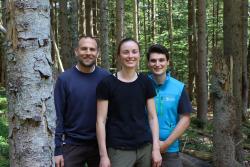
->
xmin=70 ymin=0 xmax=78 ymax=49
xmin=187 ymin=0 xmax=195 ymax=101
xmin=100 ymin=0 xmax=109 ymax=69
xmin=116 ymin=0 xmax=124 ymax=69
xmin=85 ymin=0 xmax=93 ymax=36
xmin=143 ymin=0 xmax=147 ymax=54
xmin=151 ymin=0 xmax=156 ymax=43
xmin=241 ymin=0 xmax=248 ymax=122
xmin=59 ymin=0 xmax=74 ymax=69
xmin=196 ymin=0 xmax=207 ymax=126
xmin=167 ymin=0 xmax=173 ymax=56
xmin=79 ymin=0 xmax=85 ymax=36
xmin=211 ymin=49 xmax=241 ymax=167
xmin=231 ymin=0 xmax=244 ymax=162
xmin=92 ymin=0 xmax=98 ymax=36
xmin=5 ymin=0 xmax=56 ymax=166
xmin=133 ymin=0 xmax=139 ymax=41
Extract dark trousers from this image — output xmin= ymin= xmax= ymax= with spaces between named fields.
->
xmin=63 ymin=144 xmax=100 ymax=167
xmin=161 ymin=152 xmax=183 ymax=167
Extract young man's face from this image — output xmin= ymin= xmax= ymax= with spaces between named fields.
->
xmin=148 ymin=53 xmax=169 ymax=76
xmin=75 ymin=37 xmax=98 ymax=68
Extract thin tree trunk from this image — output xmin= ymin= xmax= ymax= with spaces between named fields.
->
xmin=187 ymin=0 xmax=195 ymax=101
xmin=100 ymin=0 xmax=109 ymax=69
xmin=92 ymin=0 xmax=98 ymax=36
xmin=85 ymin=0 xmax=93 ymax=36
xmin=116 ymin=0 xmax=124 ymax=70
xmin=59 ymin=0 xmax=73 ymax=69
xmin=151 ymin=0 xmax=156 ymax=43
xmin=231 ymin=0 xmax=244 ymax=162
xmin=133 ymin=0 xmax=139 ymax=41
xmin=241 ymin=0 xmax=248 ymax=122
xmin=70 ymin=0 xmax=78 ymax=49
xmin=79 ymin=0 xmax=85 ymax=36
xmin=197 ymin=0 xmax=208 ymax=125
xmin=5 ymin=0 xmax=56 ymax=166
xmin=167 ymin=0 xmax=173 ymax=56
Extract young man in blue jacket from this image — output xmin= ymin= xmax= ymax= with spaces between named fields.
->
xmin=147 ymin=44 xmax=192 ymax=167
xmin=54 ymin=36 xmax=110 ymax=167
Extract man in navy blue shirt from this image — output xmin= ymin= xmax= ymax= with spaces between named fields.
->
xmin=54 ymin=36 xmax=110 ymax=167
xmin=147 ymin=44 xmax=192 ymax=167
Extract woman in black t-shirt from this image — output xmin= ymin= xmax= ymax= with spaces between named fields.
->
xmin=96 ymin=38 xmax=162 ymax=167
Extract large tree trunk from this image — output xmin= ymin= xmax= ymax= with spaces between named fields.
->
xmin=100 ymin=0 xmax=109 ymax=69
xmin=196 ymin=0 xmax=208 ymax=126
xmin=211 ymin=49 xmax=241 ymax=167
xmin=5 ymin=0 xmax=56 ymax=166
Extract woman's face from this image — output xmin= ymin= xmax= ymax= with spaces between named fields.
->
xmin=118 ymin=41 xmax=140 ymax=69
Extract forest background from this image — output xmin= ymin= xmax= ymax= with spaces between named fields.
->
xmin=0 ymin=0 xmax=250 ymax=166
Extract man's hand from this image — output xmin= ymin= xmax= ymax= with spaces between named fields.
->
xmin=152 ymin=149 xmax=162 ymax=167
xmin=55 ymin=155 xmax=64 ymax=167
xmin=99 ymin=156 xmax=111 ymax=167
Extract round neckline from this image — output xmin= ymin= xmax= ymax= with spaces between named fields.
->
xmin=112 ymin=73 xmax=139 ymax=84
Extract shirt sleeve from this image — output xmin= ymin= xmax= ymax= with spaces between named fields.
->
xmin=144 ymin=75 xmax=156 ymax=99
xmin=96 ymin=78 xmax=110 ymax=100
xmin=54 ymin=77 xmax=66 ymax=156
xmin=177 ymin=87 xmax=192 ymax=115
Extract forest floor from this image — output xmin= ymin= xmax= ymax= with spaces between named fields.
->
xmin=0 ymin=87 xmax=249 ymax=167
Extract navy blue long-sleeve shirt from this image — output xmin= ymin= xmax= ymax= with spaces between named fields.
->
xmin=54 ymin=66 xmax=110 ymax=156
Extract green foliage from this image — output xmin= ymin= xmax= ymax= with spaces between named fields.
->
xmin=0 ymin=88 xmax=9 ymax=167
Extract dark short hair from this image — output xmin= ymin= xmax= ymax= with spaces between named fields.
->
xmin=78 ymin=35 xmax=99 ymax=48
xmin=117 ymin=38 xmax=140 ymax=56
xmin=146 ymin=44 xmax=169 ymax=61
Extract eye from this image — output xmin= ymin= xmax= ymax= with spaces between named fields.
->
xmin=121 ymin=50 xmax=129 ymax=55
xmin=150 ymin=59 xmax=157 ymax=63
xmin=159 ymin=58 xmax=166 ymax=62
xmin=132 ymin=50 xmax=139 ymax=54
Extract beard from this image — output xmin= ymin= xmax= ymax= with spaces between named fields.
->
xmin=78 ymin=59 xmax=96 ymax=68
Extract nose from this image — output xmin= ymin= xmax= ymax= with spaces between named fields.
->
xmin=155 ymin=60 xmax=160 ymax=66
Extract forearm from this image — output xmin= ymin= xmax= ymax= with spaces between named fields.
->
xmin=147 ymin=98 xmax=160 ymax=150
xmin=162 ymin=114 xmax=190 ymax=148
xmin=96 ymin=119 xmax=108 ymax=158
xmin=96 ymin=99 xmax=109 ymax=158
xmin=149 ymin=115 xmax=160 ymax=150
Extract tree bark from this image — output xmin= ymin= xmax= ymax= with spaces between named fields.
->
xmin=167 ymin=0 xmax=173 ymax=56
xmin=187 ymin=0 xmax=196 ymax=101
xmin=59 ymin=0 xmax=74 ymax=69
xmin=5 ymin=0 xmax=56 ymax=166
xmin=211 ymin=49 xmax=241 ymax=167
xmin=133 ymin=0 xmax=139 ymax=41
xmin=116 ymin=0 xmax=124 ymax=69
xmin=85 ymin=0 xmax=93 ymax=36
xmin=197 ymin=0 xmax=208 ymax=125
xmin=100 ymin=0 xmax=109 ymax=69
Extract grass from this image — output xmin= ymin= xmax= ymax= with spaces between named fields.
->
xmin=0 ymin=87 xmax=9 ymax=167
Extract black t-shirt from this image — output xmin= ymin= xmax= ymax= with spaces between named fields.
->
xmin=96 ymin=73 xmax=156 ymax=149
